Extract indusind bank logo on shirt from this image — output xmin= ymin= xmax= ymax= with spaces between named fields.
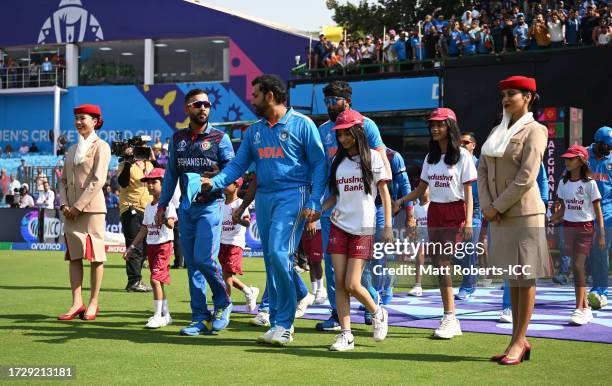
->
xmin=565 ymin=198 xmax=585 ymax=211
xmin=338 ymin=176 xmax=364 ymax=191
xmin=429 ymin=174 xmax=453 ymax=188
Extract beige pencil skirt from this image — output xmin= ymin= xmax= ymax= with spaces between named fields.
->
xmin=64 ymin=212 xmax=107 ymax=262
xmin=488 ymin=213 xmax=553 ymax=281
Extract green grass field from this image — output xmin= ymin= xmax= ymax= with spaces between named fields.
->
xmin=0 ymin=251 xmax=608 ymax=385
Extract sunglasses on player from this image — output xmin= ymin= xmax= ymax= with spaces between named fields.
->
xmin=188 ymin=100 xmax=212 ymax=109
xmin=324 ymin=96 xmax=345 ymax=106
xmin=461 ymin=140 xmax=474 ymax=146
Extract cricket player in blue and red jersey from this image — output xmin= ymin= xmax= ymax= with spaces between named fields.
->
xmin=315 ymin=81 xmax=392 ymax=331
xmin=202 ymin=75 xmax=327 ymax=345
xmin=156 ymin=89 xmax=233 ymax=336
xmin=586 ymin=126 xmax=612 ymax=309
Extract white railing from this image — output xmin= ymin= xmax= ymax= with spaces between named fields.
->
xmin=0 ymin=65 xmax=66 ymax=89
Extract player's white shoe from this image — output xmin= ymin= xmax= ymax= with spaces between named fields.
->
xmin=434 ymin=315 xmax=462 ymax=339
xmin=329 ymin=331 xmax=355 ymax=351
xmin=145 ymin=315 xmax=167 ymax=329
xmin=569 ymin=308 xmax=593 ymax=325
xmin=256 ymin=326 xmax=278 ymax=344
xmin=270 ymin=325 xmax=294 ymax=346
xmin=372 ymin=307 xmax=389 ymax=342
xmin=314 ymin=287 xmax=328 ymax=305
xmin=163 ymin=314 xmax=173 ymax=326
xmin=498 ymin=308 xmax=513 ymax=323
xmin=295 ymin=293 xmax=315 ymax=318
xmin=249 ymin=311 xmax=270 ymax=327
xmin=244 ymin=286 xmax=260 ymax=313
xmin=408 ymin=285 xmax=423 ymax=297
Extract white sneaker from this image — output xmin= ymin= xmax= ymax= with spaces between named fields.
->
xmin=270 ymin=325 xmax=294 ymax=346
xmin=372 ymin=307 xmax=389 ymax=342
xmin=329 ymin=331 xmax=355 ymax=351
xmin=408 ymin=286 xmax=423 ymax=297
xmin=244 ymin=286 xmax=260 ymax=313
xmin=164 ymin=314 xmax=173 ymax=326
xmin=256 ymin=326 xmax=278 ymax=344
xmin=145 ymin=315 xmax=166 ymax=329
xmin=295 ymin=293 xmax=315 ymax=318
xmin=434 ymin=315 xmax=462 ymax=339
xmin=314 ymin=287 xmax=328 ymax=305
xmin=499 ymin=308 xmax=513 ymax=323
xmin=569 ymin=308 xmax=593 ymax=325
xmin=249 ymin=311 xmax=270 ymax=327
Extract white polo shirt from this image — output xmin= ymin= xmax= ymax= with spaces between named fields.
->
xmin=143 ymin=202 xmax=177 ymax=245
xmin=557 ymin=178 xmax=602 ymax=222
xmin=221 ymin=198 xmax=247 ymax=248
xmin=331 ymin=150 xmax=389 ymax=235
xmin=420 ymin=147 xmax=477 ymax=203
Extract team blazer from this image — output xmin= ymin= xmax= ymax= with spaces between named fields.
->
xmin=478 ymin=119 xmax=548 ymax=217
xmin=60 ymin=138 xmax=111 ymax=213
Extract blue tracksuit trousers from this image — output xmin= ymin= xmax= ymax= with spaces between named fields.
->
xmin=255 ymin=187 xmax=308 ymax=329
xmin=178 ymin=202 xmax=231 ymax=321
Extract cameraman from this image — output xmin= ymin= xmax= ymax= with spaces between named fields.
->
xmin=117 ymin=146 xmax=155 ymax=292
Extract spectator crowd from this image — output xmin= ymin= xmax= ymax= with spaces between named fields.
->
xmin=307 ymin=0 xmax=612 ymax=73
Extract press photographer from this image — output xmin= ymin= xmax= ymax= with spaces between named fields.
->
xmin=116 ymin=135 xmax=155 ymax=292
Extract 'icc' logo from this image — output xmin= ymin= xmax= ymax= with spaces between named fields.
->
xmin=38 ymin=0 xmax=104 ymax=44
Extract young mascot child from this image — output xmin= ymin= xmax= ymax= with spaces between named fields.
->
xmin=323 ymin=109 xmax=393 ymax=351
xmin=408 ymin=186 xmax=430 ymax=297
xmin=220 ymin=178 xmax=260 ymax=311
xmin=551 ymin=145 xmax=604 ymax=325
xmin=124 ymin=168 xmax=177 ymax=329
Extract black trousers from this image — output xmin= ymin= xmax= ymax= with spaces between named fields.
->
xmin=172 ymin=222 xmax=184 ymax=267
xmin=121 ymin=208 xmax=145 ymax=286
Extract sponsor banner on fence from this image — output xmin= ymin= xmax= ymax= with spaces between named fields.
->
xmin=12 ymin=242 xmax=66 ymax=251
xmin=1 ymin=208 xmax=263 ymax=256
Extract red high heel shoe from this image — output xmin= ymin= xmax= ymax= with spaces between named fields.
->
xmin=499 ymin=344 xmax=531 ymax=365
xmin=81 ymin=306 xmax=99 ymax=321
xmin=492 ymin=341 xmax=532 ymax=362
xmin=58 ymin=305 xmax=85 ymax=320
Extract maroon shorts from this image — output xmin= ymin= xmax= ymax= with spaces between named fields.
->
xmin=218 ymin=244 xmax=244 ymax=275
xmin=146 ymin=241 xmax=173 ymax=284
xmin=302 ymin=230 xmax=323 ymax=263
xmin=563 ymin=220 xmax=594 ymax=257
xmin=327 ymin=223 xmax=374 ymax=260
xmin=427 ymin=201 xmax=466 ymax=257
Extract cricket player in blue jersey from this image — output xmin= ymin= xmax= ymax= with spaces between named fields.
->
xmin=202 ymin=75 xmax=327 ymax=345
xmin=587 ymin=126 xmax=612 ymax=309
xmin=155 ymin=89 xmax=233 ymax=336
xmin=315 ymin=81 xmax=392 ymax=331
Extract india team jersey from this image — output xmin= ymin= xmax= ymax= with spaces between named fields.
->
xmin=211 ymin=108 xmax=327 ymax=212
xmin=556 ymin=178 xmax=601 ymax=222
xmin=331 ymin=150 xmax=389 ymax=235
xmin=221 ymin=198 xmax=247 ymax=248
xmin=420 ymin=147 xmax=477 ymax=203
xmin=143 ymin=202 xmax=177 ymax=245
xmin=588 ymin=145 xmax=612 ymax=226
